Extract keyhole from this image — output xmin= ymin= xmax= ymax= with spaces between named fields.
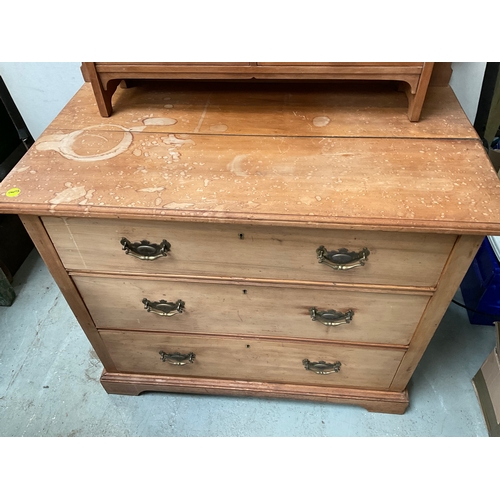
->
xmin=242 ymin=289 xmax=247 ymax=294
xmin=239 ymin=233 xmax=244 ymax=240
xmin=246 ymin=345 xmax=250 ymax=348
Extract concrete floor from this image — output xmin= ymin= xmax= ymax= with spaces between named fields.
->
xmin=0 ymin=249 xmax=496 ymax=437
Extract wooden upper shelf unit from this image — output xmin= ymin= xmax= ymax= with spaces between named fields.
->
xmin=82 ymin=62 xmax=435 ymax=121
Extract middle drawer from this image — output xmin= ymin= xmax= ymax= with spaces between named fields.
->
xmin=73 ymin=274 xmax=429 ymax=345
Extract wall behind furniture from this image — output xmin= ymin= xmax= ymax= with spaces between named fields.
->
xmin=0 ymin=63 xmax=83 ymax=140
xmin=0 ymin=62 xmax=487 ymax=138
xmin=450 ymin=62 xmax=487 ymax=124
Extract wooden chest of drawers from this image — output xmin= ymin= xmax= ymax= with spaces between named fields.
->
xmin=1 ymin=79 xmax=499 ymax=414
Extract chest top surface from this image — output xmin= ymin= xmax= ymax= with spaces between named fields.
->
xmin=1 ymin=80 xmax=499 ymax=235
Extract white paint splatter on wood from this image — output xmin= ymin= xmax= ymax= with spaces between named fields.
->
xmin=49 ymin=186 xmax=87 ymax=205
xmin=161 ymin=135 xmax=195 ymax=147
xmin=138 ymin=187 xmax=165 ymax=193
xmin=313 ymin=116 xmax=331 ymax=127
xmin=228 ymin=154 xmax=250 ymax=177
xmin=210 ymin=124 xmax=228 ymax=132
xmin=143 ymin=117 xmax=177 ymax=126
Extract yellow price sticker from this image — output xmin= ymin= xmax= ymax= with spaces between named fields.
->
xmin=6 ymin=188 xmax=21 ymax=197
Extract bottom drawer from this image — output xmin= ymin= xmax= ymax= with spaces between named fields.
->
xmin=101 ymin=330 xmax=405 ymax=390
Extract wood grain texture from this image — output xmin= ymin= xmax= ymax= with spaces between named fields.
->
xmin=88 ymin=63 xmax=429 ymax=118
xmin=100 ymin=65 xmax=421 ymax=80
xmin=407 ymin=63 xmax=435 ymax=121
xmin=100 ymin=329 xmax=405 ymax=390
xmin=83 ymin=63 xmax=118 ymax=118
xmin=100 ymin=370 xmax=409 ymax=414
xmin=18 ymin=215 xmax=116 ymax=371
xmin=80 ymin=63 xmax=90 ymax=83
xmin=429 ymin=63 xmax=453 ymax=86
xmin=72 ymin=273 xmax=429 ymax=345
xmin=43 ymin=217 xmax=455 ymax=287
xmin=1 ymin=126 xmax=498 ymax=235
xmin=41 ymin=81 xmax=475 ymax=139
xmin=390 ymin=234 xmax=484 ymax=390
xmin=255 ymin=62 xmax=423 ymax=68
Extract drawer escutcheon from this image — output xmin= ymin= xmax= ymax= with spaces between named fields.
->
xmin=121 ymin=237 xmax=171 ymax=260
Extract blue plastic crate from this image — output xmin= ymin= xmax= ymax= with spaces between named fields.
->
xmin=460 ymin=237 xmax=500 ymax=325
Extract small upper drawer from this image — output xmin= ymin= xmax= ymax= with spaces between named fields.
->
xmin=43 ymin=217 xmax=455 ymax=288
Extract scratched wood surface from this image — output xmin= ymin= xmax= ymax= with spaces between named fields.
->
xmin=45 ymin=81 xmax=475 ymax=139
xmin=100 ymin=329 xmax=405 ymax=390
xmin=43 ymin=217 xmax=455 ymax=288
xmin=73 ymin=273 xmax=429 ymax=344
xmin=1 ymin=126 xmax=499 ymax=234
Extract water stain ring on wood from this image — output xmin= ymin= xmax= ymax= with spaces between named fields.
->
xmin=36 ymin=124 xmax=133 ymax=162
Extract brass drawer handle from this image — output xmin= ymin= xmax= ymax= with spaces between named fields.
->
xmin=310 ymin=307 xmax=354 ymax=326
xmin=159 ymin=351 xmax=195 ymax=365
xmin=121 ymin=237 xmax=171 ymax=260
xmin=303 ymin=359 xmax=341 ymax=375
xmin=316 ymin=246 xmax=370 ymax=270
xmin=142 ymin=298 xmax=185 ymax=316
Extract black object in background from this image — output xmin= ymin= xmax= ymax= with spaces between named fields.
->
xmin=474 ymin=62 xmax=500 ymax=149
xmin=0 ymin=74 xmax=35 ymax=293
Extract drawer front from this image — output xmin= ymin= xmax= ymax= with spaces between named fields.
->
xmin=101 ymin=330 xmax=405 ymax=390
xmin=44 ymin=217 xmax=455 ymax=288
xmin=256 ymin=63 xmax=423 ymax=68
xmin=74 ymin=275 xmax=429 ymax=345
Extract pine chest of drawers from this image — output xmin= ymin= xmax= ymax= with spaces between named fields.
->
xmin=1 ymin=79 xmax=499 ymax=414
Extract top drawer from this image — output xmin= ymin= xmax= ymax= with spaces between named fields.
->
xmin=42 ymin=217 xmax=455 ymax=288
